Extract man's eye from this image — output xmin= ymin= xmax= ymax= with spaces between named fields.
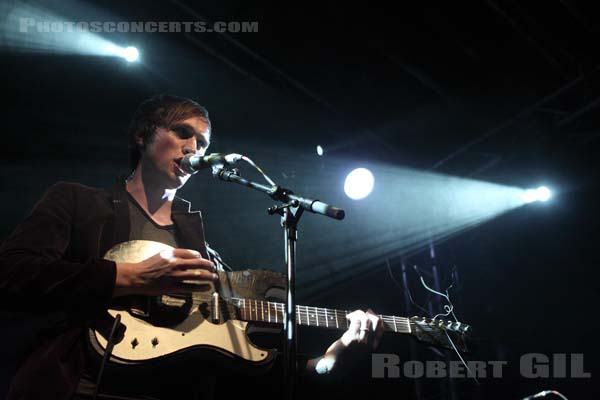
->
xmin=173 ymin=127 xmax=193 ymax=139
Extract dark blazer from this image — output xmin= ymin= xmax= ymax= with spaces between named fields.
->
xmin=0 ymin=177 xmax=211 ymax=400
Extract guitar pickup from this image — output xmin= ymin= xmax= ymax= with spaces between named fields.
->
xmin=160 ymin=295 xmax=187 ymax=307
xmin=130 ymin=297 xmax=151 ymax=317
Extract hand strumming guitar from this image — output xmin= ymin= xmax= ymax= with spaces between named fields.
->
xmin=112 ymin=248 xmax=219 ymax=297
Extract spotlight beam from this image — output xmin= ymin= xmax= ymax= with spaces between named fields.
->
xmin=1 ymin=1 xmax=139 ymax=62
xmin=292 ymin=161 xmax=540 ymax=297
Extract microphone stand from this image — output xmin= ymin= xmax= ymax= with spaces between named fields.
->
xmin=211 ymin=166 xmax=345 ymax=400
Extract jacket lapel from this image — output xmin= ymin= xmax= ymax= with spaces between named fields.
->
xmin=172 ymin=197 xmax=210 ymax=259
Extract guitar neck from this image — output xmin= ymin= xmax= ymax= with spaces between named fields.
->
xmin=229 ymin=297 xmax=411 ymax=334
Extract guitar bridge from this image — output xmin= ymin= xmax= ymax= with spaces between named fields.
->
xmin=211 ymin=292 xmax=220 ymax=323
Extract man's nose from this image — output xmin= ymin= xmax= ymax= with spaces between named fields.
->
xmin=182 ymin=146 xmax=205 ymax=158
xmin=182 ymin=140 xmax=197 ymax=155
xmin=182 ymin=147 xmax=195 ymax=156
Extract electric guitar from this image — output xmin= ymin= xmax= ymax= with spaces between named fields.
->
xmin=87 ymin=240 xmax=470 ymax=374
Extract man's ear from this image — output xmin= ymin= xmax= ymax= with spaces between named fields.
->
xmin=135 ymin=131 xmax=145 ymax=150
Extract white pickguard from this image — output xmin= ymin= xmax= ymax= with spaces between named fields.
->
xmin=92 ymin=308 xmax=270 ymax=363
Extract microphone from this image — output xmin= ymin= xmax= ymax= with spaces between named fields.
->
xmin=521 ymin=390 xmax=562 ymax=400
xmin=179 ymin=153 xmax=243 ymax=174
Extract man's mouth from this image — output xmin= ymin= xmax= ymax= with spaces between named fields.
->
xmin=173 ymin=161 xmax=188 ymax=177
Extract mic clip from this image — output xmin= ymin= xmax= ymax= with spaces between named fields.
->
xmin=212 ymin=166 xmax=241 ymax=179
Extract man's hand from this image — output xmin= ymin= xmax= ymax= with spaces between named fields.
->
xmin=113 ymin=248 xmax=219 ymax=297
xmin=308 ymin=309 xmax=384 ymax=375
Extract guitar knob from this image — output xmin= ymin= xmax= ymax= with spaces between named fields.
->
xmin=151 ymin=337 xmax=159 ymax=347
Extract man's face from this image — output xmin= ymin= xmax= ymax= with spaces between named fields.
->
xmin=139 ymin=116 xmax=210 ymax=189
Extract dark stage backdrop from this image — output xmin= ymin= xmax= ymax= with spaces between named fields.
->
xmin=1 ymin=1 xmax=599 ymax=399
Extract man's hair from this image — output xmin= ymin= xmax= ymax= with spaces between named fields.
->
xmin=128 ymin=94 xmax=211 ymax=170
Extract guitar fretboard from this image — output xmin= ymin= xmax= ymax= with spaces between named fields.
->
xmin=228 ymin=298 xmax=411 ymax=334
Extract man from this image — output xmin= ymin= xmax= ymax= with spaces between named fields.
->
xmin=0 ymin=94 xmax=383 ymax=399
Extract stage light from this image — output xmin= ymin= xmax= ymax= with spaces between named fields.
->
xmin=316 ymin=145 xmax=324 ymax=156
xmin=0 ymin=2 xmax=140 ymax=63
xmin=122 ymin=46 xmax=139 ymax=62
xmin=101 ymin=43 xmax=140 ymax=62
xmin=522 ymin=186 xmax=552 ymax=203
xmin=344 ymin=168 xmax=374 ymax=200
xmin=536 ymin=186 xmax=551 ymax=202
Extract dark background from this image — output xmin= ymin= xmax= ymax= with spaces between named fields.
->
xmin=1 ymin=1 xmax=599 ymax=399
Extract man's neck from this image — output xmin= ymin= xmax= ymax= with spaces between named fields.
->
xmin=125 ymin=167 xmax=177 ymax=225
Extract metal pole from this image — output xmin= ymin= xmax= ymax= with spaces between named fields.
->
xmin=401 ymin=258 xmax=423 ymax=399
xmin=282 ymin=207 xmax=298 ymax=400
xmin=428 ymin=238 xmax=458 ymax=400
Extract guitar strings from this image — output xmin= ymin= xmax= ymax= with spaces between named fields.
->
xmin=230 ymin=296 xmax=412 ymax=321
xmin=227 ymin=298 xmax=416 ymax=332
xmin=229 ymin=298 xmax=414 ymax=321
xmin=213 ymin=297 xmax=466 ymax=343
xmin=233 ymin=302 xmax=419 ymax=325
xmin=232 ymin=299 xmax=406 ymax=321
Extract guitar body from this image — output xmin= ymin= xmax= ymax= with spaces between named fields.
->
xmin=87 ymin=240 xmax=470 ymax=376
xmin=88 ymin=240 xmax=286 ymax=375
